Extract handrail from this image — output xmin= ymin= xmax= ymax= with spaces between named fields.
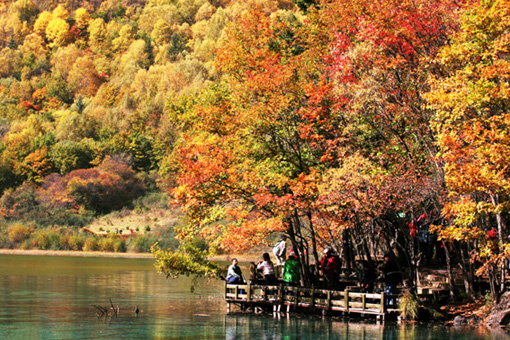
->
xmin=225 ymin=283 xmax=399 ymax=315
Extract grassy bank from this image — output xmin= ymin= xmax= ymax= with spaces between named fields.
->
xmin=0 ymin=248 xmax=155 ymax=258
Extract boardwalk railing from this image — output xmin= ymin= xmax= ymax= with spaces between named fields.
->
xmin=225 ymin=283 xmax=399 ymax=320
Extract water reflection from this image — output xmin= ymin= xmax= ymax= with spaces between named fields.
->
xmin=1 ymin=255 xmax=510 ymax=340
xmin=223 ymin=313 xmax=510 ymax=340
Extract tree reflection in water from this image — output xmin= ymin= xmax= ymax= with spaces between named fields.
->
xmin=223 ymin=314 xmax=510 ymax=340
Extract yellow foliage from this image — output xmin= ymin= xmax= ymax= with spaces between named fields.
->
xmin=8 ymin=224 xmax=29 ymax=243
xmin=151 ymin=19 xmax=173 ymax=46
xmin=50 ymin=43 xmax=81 ymax=78
xmin=33 ymin=11 xmax=52 ymax=37
xmin=112 ymin=24 xmax=134 ymax=52
xmin=52 ymin=4 xmax=69 ymax=20
xmin=88 ymin=18 xmax=107 ymax=49
xmin=46 ymin=17 xmax=70 ymax=47
xmin=20 ymin=33 xmax=46 ymax=61
xmin=195 ymin=2 xmax=215 ymax=21
xmin=74 ymin=7 xmax=90 ymax=30
xmin=0 ymin=47 xmax=21 ymax=78
xmin=68 ymin=55 xmax=101 ymax=97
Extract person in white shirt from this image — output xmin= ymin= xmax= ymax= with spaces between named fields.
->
xmin=257 ymin=252 xmax=276 ymax=284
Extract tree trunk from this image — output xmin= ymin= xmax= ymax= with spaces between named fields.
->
xmin=443 ymin=240 xmax=456 ymax=303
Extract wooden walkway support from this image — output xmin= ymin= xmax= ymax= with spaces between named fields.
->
xmin=225 ymin=283 xmax=399 ymax=321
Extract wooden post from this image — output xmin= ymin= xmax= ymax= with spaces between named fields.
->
xmin=344 ymin=290 xmax=349 ymax=311
xmin=294 ymin=287 xmax=299 ymax=308
xmin=327 ymin=291 xmax=332 ymax=311
xmin=380 ymin=292 xmax=386 ymax=314
xmin=247 ymin=283 xmax=252 ymax=301
xmin=263 ymin=286 xmax=268 ymax=301
xmin=362 ymin=294 xmax=366 ymax=310
xmin=311 ymin=287 xmax=315 ymax=311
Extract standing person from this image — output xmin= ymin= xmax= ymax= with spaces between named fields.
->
xmin=358 ymin=261 xmax=376 ymax=293
xmin=380 ymin=253 xmax=400 ymax=305
xmin=226 ymin=258 xmax=245 ymax=284
xmin=283 ymin=251 xmax=300 ymax=286
xmin=273 ymin=235 xmax=287 ymax=266
xmin=257 ymin=253 xmax=276 ymax=285
xmin=320 ymin=248 xmax=340 ymax=289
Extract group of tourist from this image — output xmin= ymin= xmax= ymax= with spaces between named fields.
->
xmin=225 ymin=235 xmax=401 ymax=298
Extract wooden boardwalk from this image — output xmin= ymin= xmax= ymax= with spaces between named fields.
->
xmin=225 ymin=283 xmax=399 ymax=321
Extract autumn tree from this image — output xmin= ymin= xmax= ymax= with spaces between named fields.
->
xmin=426 ymin=0 xmax=510 ymax=300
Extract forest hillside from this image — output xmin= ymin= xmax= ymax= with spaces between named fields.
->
xmin=0 ymin=0 xmax=270 ymax=252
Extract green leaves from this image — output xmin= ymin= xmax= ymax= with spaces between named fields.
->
xmin=152 ymin=242 xmax=224 ymax=278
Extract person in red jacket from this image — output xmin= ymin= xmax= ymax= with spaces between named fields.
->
xmin=320 ymin=248 xmax=341 ymax=289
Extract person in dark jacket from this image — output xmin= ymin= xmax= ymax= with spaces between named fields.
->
xmin=380 ymin=253 xmax=400 ymax=305
xmin=358 ymin=261 xmax=376 ymax=293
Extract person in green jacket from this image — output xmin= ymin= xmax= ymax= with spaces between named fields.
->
xmin=283 ymin=251 xmax=300 ymax=286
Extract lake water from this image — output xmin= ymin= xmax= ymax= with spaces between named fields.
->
xmin=0 ymin=254 xmax=508 ymax=340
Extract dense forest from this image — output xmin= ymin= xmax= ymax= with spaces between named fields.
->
xmin=1 ymin=0 xmax=510 ymax=301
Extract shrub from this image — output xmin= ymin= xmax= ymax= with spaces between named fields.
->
xmin=8 ymin=224 xmax=30 ymax=243
xmin=20 ymin=239 xmax=31 ymax=250
xmin=31 ymin=230 xmax=51 ymax=250
xmin=128 ymin=235 xmax=153 ymax=253
xmin=98 ymin=237 xmax=115 ymax=252
xmin=67 ymin=234 xmax=86 ymax=250
xmin=113 ymin=239 xmax=126 ymax=252
xmin=83 ymin=237 xmax=98 ymax=251
xmin=399 ymin=290 xmax=418 ymax=320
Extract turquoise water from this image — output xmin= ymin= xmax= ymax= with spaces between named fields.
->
xmin=0 ymin=255 xmax=508 ymax=340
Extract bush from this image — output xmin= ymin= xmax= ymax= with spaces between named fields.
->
xmin=128 ymin=235 xmax=153 ymax=253
xmin=31 ymin=230 xmax=51 ymax=250
xmin=113 ymin=239 xmax=126 ymax=252
xmin=67 ymin=234 xmax=86 ymax=250
xmin=399 ymin=290 xmax=419 ymax=320
xmin=8 ymin=224 xmax=30 ymax=243
xmin=20 ymin=239 xmax=31 ymax=250
xmin=98 ymin=237 xmax=115 ymax=252
xmin=83 ymin=237 xmax=98 ymax=251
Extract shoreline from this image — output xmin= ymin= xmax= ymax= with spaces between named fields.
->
xmin=0 ymin=249 xmax=261 ymax=263
xmin=0 ymin=248 xmax=155 ymax=259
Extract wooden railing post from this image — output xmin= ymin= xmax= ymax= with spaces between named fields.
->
xmin=327 ymin=291 xmax=332 ymax=310
xmin=247 ymin=283 xmax=252 ymax=301
xmin=235 ymin=285 xmax=239 ymax=299
xmin=311 ymin=287 xmax=315 ymax=311
xmin=362 ymin=294 xmax=366 ymax=310
xmin=380 ymin=292 xmax=386 ymax=313
xmin=344 ymin=290 xmax=349 ymax=311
